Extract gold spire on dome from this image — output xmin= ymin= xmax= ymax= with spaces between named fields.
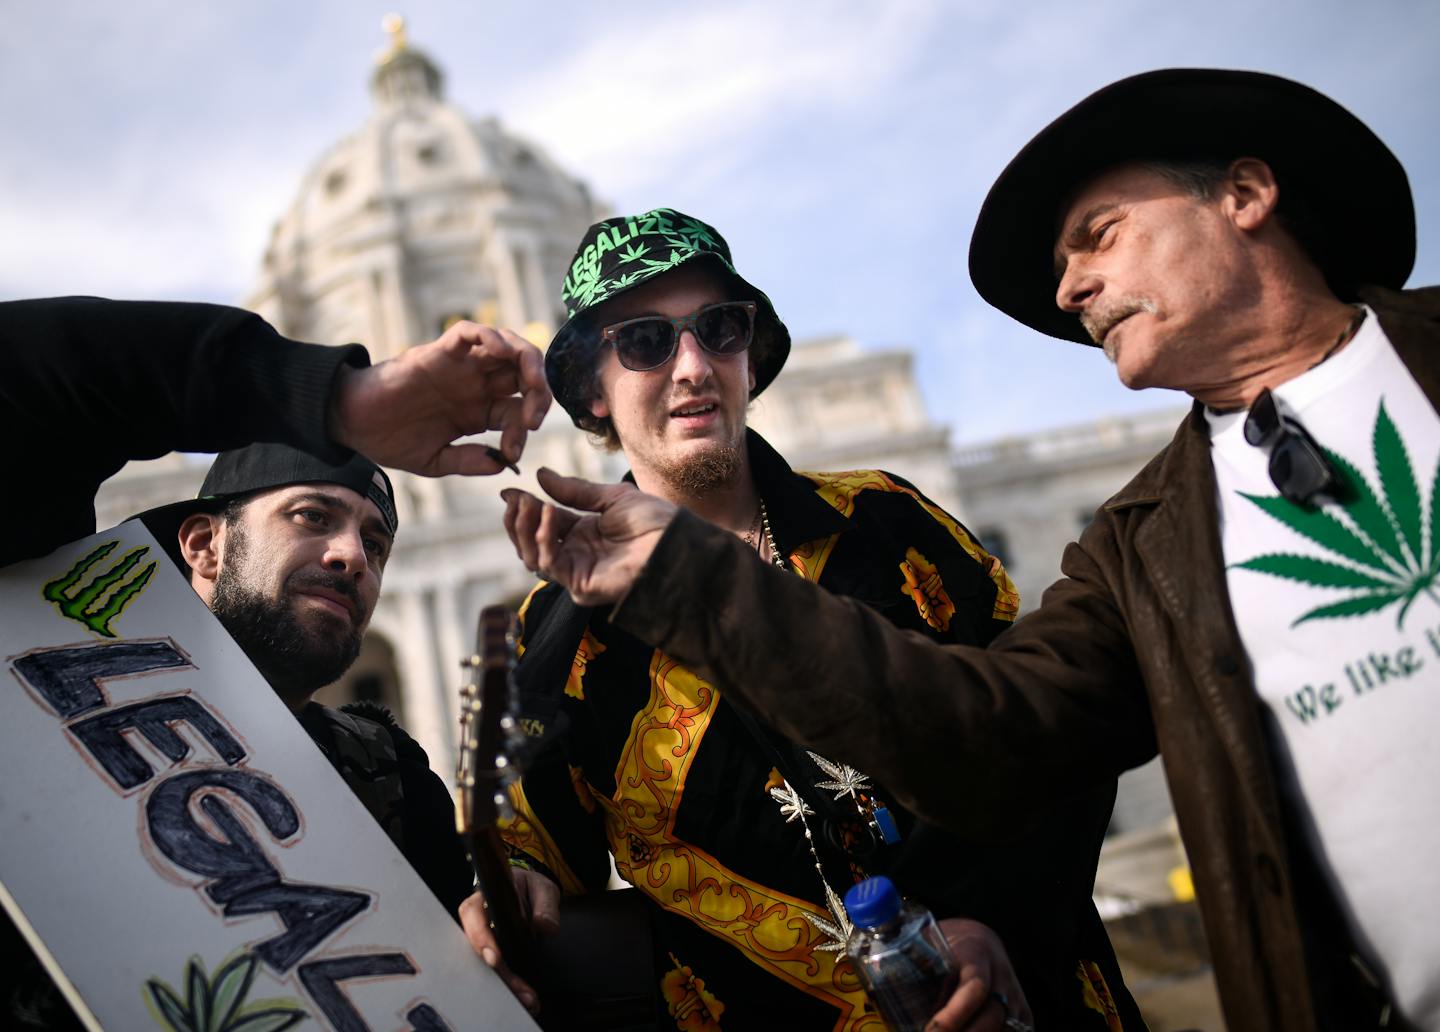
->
xmin=369 ymin=14 xmax=444 ymax=105
xmin=377 ymin=13 xmax=408 ymax=65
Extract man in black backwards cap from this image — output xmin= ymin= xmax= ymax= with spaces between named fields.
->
xmin=483 ymin=208 xmax=1143 ymax=1031
xmin=498 ymin=72 xmax=1439 ymax=1031
xmin=7 ymin=443 xmax=479 ymax=1030
xmin=0 ymin=298 xmax=547 ymax=1028
xmin=138 ymin=443 xmax=472 ymax=912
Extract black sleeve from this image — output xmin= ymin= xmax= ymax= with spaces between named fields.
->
xmin=0 ymin=296 xmax=369 ymax=564
xmin=390 ymin=726 xmax=475 ymax=920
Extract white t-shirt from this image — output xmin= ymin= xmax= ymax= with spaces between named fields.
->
xmin=1208 ymin=308 xmax=1440 ymax=1029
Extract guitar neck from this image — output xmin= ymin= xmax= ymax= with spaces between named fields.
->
xmin=466 ymin=826 xmax=538 ymax=981
xmin=457 ymin=605 xmax=539 ymax=986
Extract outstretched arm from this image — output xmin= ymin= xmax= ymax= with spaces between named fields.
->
xmin=501 ymin=469 xmax=1156 ymax=834
xmin=0 ymin=300 xmax=550 ymax=562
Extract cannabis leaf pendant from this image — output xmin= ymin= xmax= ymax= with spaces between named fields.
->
xmin=1235 ymin=399 xmax=1440 ymax=628
xmin=769 ymin=781 xmax=814 ymax=823
xmin=808 ymin=751 xmax=871 ymax=801
xmin=802 ymin=879 xmax=855 ymax=953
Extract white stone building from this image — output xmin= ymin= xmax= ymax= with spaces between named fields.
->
xmin=955 ymin=405 xmax=1188 ymax=619
xmin=93 ymin=25 xmax=967 ymax=781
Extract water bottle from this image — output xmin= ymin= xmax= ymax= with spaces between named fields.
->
xmin=844 ymin=876 xmax=958 ymax=1032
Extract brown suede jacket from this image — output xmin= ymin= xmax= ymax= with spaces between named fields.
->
xmin=610 ymin=285 xmax=1440 ymax=1032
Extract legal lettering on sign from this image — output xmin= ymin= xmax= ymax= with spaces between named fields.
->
xmin=9 ymin=637 xmax=458 ymax=1032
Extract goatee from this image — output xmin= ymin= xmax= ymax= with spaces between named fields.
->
xmin=658 ymin=438 xmax=744 ymax=496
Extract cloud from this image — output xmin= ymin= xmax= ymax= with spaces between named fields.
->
xmin=498 ymin=2 xmax=947 ymax=197
xmin=2 ymin=0 xmax=1436 ymax=439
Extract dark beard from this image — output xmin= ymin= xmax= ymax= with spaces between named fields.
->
xmin=210 ymin=523 xmax=364 ymax=700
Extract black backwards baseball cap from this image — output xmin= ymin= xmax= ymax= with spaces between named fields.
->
xmin=134 ymin=443 xmax=399 ymax=569
xmin=544 ymin=207 xmax=792 ymax=427
xmin=968 ymin=68 xmax=1416 ymax=345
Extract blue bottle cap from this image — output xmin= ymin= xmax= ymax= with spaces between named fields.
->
xmin=844 ymin=875 xmax=902 ymax=928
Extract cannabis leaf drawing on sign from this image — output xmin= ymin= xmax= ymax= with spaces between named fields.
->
xmin=1234 ymin=399 xmax=1440 ymax=628
xmin=145 ymin=951 xmax=306 ymax=1032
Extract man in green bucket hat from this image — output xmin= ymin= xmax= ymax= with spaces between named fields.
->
xmin=473 ymin=208 xmax=1138 ymax=1030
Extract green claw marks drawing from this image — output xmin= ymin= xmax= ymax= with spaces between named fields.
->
xmin=42 ymin=540 xmax=157 ymax=637
xmin=1234 ymin=400 xmax=1440 ymax=628
xmin=146 ymin=951 xmax=306 ymax=1032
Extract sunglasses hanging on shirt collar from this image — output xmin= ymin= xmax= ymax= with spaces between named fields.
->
xmin=1243 ymin=389 xmax=1342 ymax=507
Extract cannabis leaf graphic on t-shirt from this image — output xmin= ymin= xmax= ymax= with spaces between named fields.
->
xmin=1233 ymin=399 xmax=1440 ymax=628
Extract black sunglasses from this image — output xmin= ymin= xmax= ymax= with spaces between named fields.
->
xmin=600 ymin=301 xmax=757 ymax=372
xmin=1243 ymin=388 xmax=1341 ymax=507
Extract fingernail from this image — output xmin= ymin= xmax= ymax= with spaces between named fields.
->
xmin=481 ymin=946 xmax=497 ymax=967
xmin=519 ymin=989 xmax=537 ymax=1011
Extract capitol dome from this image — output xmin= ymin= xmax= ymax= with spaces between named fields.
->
xmin=247 ymin=16 xmax=605 ymax=359
xmin=234 ymin=20 xmax=621 ymax=765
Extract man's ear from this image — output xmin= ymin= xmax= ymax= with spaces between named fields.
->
xmin=588 ymin=393 xmax=611 ymax=420
xmin=748 ymin=358 xmax=758 ymax=394
xmin=1225 ymin=157 xmax=1281 ymax=232
xmin=178 ymin=513 xmax=223 ymax=590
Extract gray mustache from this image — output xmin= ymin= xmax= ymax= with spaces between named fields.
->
xmin=1081 ymin=298 xmax=1155 ymax=344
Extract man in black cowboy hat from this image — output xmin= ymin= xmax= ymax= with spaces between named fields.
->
xmin=482 ymin=208 xmax=1141 ymax=1031
xmin=497 ymin=72 xmax=1439 ymax=1030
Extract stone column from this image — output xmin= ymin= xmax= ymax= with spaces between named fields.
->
xmin=433 ymin=579 xmax=474 ymax=775
xmin=519 ymin=240 xmax=552 ymax=333
xmin=396 ymin=586 xmax=449 ymax=767
xmin=487 ymin=230 xmax=528 ymax=328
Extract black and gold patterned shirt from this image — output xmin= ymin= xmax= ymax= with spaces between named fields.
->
xmin=502 ymin=432 xmax=1136 ymax=1031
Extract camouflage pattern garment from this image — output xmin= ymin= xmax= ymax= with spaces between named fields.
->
xmin=501 ymin=431 xmax=1142 ymax=1032
xmin=299 ymin=701 xmax=473 ymax=917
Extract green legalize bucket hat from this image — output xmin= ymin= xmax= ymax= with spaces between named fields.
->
xmin=545 ymin=207 xmax=791 ymax=427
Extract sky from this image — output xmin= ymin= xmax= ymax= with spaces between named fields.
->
xmin=2 ymin=0 xmax=1436 ymax=444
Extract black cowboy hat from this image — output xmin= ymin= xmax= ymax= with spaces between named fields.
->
xmin=968 ymin=68 xmax=1416 ymax=345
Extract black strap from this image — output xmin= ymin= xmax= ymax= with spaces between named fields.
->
xmin=511 ymin=592 xmax=591 ymax=752
xmin=720 ymin=692 xmax=871 ymax=833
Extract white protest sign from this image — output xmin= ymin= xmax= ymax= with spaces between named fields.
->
xmin=0 ymin=521 xmax=537 ymax=1031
